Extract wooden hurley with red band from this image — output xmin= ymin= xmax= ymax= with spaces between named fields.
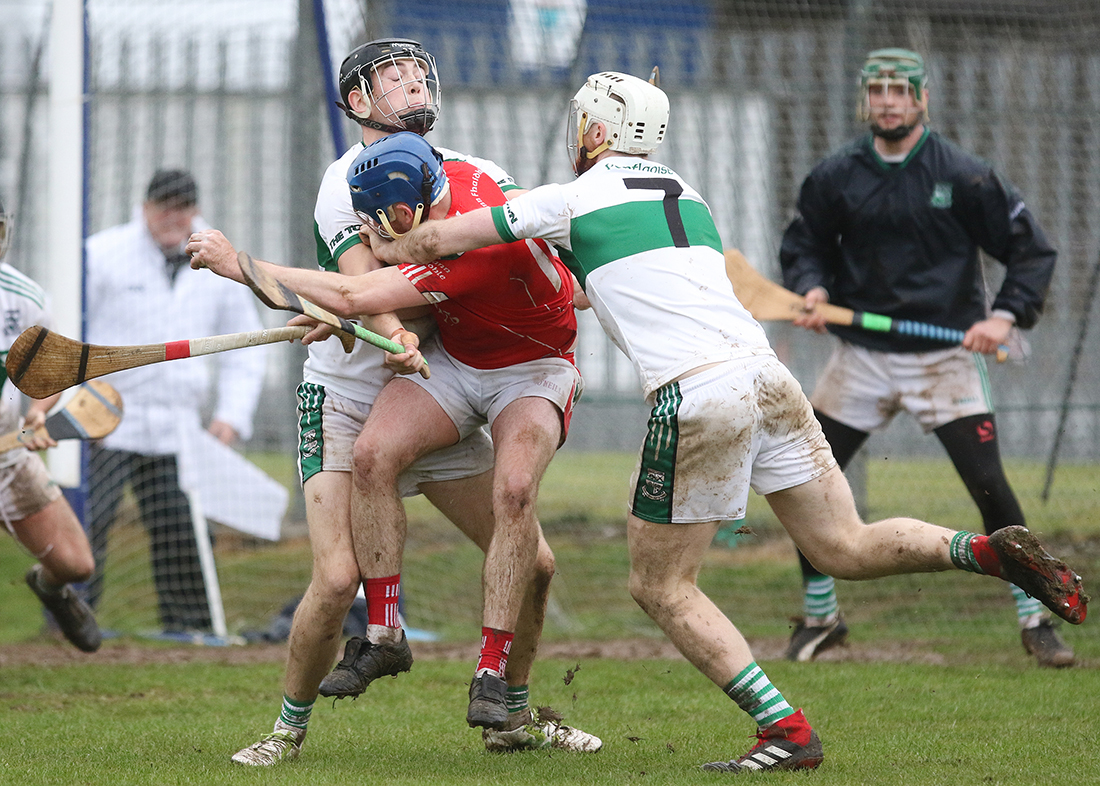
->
xmin=5 ymin=324 xmax=312 ymax=399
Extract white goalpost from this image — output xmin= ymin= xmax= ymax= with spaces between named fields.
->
xmin=45 ymin=0 xmax=84 ymax=490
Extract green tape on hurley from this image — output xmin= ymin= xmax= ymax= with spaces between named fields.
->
xmin=859 ymin=313 xmax=893 ymax=332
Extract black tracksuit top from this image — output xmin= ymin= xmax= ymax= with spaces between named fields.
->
xmin=779 ymin=128 xmax=1056 ymax=353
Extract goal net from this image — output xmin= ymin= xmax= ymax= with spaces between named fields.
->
xmin=0 ymin=0 xmax=1097 ymax=646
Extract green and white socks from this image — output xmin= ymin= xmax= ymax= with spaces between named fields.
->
xmin=802 ymin=575 xmax=839 ymax=625
xmin=724 ymin=662 xmax=794 ymax=728
xmin=505 ymin=684 xmax=530 ymax=716
xmin=1011 ymin=583 xmax=1045 ymax=629
xmin=278 ymin=695 xmax=313 ymax=733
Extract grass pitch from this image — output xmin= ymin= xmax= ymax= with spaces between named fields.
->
xmin=2 ymin=656 xmax=1097 ymax=785
xmin=1 ymin=453 xmax=1097 ymax=784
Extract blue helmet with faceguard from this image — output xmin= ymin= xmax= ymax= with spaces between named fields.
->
xmin=347 ymin=132 xmax=449 ymax=237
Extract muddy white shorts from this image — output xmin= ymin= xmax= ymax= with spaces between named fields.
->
xmin=629 ymin=354 xmax=836 ymax=524
xmin=0 ymin=449 xmax=62 ymax=533
xmin=295 ymin=381 xmax=494 ymax=496
xmin=809 ymin=342 xmax=993 ymax=433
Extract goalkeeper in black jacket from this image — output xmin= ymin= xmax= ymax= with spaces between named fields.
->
xmin=778 ymin=48 xmax=1067 ymax=667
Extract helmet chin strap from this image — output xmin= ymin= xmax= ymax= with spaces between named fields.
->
xmin=574 ymin=114 xmax=610 ymax=175
xmin=335 ymin=102 xmax=407 ymax=134
xmin=359 ymin=116 xmax=406 ymax=134
xmin=584 ymin=140 xmax=610 ymax=160
xmin=375 ymin=204 xmax=425 ymax=239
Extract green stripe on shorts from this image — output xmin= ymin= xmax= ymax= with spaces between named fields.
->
xmin=973 ymin=352 xmax=994 ymax=411
xmin=631 ymin=383 xmax=682 ymax=523
xmin=296 ymin=382 xmax=326 ymax=484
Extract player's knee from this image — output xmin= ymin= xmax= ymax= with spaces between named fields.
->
xmin=628 ymin=567 xmax=670 ymax=612
xmin=351 ymin=441 xmax=398 ymax=490
xmin=69 ymin=551 xmax=96 ymax=582
xmin=813 ymin=559 xmax=858 ymax=581
xmin=493 ymin=469 xmax=539 ymax=516
xmin=39 ymin=540 xmax=95 ymax=584
xmin=804 ymin=538 xmax=866 ymax=580
xmin=628 ymin=571 xmax=648 ymax=608
xmin=307 ymin=581 xmax=358 ymax=617
xmin=311 ymin=561 xmax=361 ymax=607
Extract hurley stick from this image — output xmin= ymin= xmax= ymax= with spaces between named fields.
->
xmin=237 ymin=251 xmax=430 ymax=379
xmin=6 ymin=324 xmax=314 ymax=399
xmin=0 ymin=379 xmax=123 ymax=452
xmin=724 ymin=249 xmax=1009 ymax=362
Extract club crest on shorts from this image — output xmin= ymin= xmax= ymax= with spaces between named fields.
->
xmin=641 ymin=468 xmax=668 ymax=501
xmin=301 ymin=428 xmax=319 ymax=458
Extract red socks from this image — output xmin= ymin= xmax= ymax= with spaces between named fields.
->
xmin=476 ymin=626 xmax=514 ymax=676
xmin=364 ymin=575 xmax=401 ymax=628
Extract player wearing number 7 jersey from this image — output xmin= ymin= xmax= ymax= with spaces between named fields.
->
xmin=369 ymin=70 xmax=1089 ymax=773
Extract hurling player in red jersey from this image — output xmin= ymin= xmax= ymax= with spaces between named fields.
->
xmin=188 ymin=132 xmax=592 ymax=738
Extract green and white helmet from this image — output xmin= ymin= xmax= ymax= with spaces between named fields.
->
xmin=568 ymin=71 xmax=669 ymax=174
xmin=857 ymin=47 xmax=927 ymax=122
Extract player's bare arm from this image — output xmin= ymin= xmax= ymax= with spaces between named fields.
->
xmin=188 ymin=229 xmax=425 ymax=373
xmin=192 ymin=229 xmax=427 ymax=318
xmin=571 ymin=274 xmax=591 ymax=310
xmin=331 ymin=239 xmax=425 ymax=367
xmin=371 ymin=208 xmax=502 ymax=267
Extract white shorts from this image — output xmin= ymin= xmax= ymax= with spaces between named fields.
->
xmin=629 ymin=355 xmax=836 ymax=524
xmin=296 ymin=381 xmax=494 ymax=497
xmin=0 ymin=449 xmax=62 ymax=534
xmin=809 ymin=342 xmax=993 ymax=433
xmin=404 ymin=334 xmax=583 ymax=445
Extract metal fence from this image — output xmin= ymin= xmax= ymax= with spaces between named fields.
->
xmin=2 ymin=0 xmax=1098 ymax=472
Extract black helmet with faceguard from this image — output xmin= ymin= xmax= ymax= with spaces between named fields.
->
xmin=337 ymin=38 xmax=440 ymax=135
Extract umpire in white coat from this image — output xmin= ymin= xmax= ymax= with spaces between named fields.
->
xmin=84 ymin=169 xmax=266 ymax=633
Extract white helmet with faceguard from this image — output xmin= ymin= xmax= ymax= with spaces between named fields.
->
xmin=337 ymin=38 xmax=441 ymax=135
xmin=568 ymin=71 xmax=669 ymax=175
xmin=858 ymin=48 xmax=928 ymax=140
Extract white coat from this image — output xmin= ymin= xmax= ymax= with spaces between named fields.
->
xmin=85 ymin=209 xmax=266 ymax=455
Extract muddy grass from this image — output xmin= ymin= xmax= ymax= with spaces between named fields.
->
xmin=0 ymin=635 xmax=950 ymax=668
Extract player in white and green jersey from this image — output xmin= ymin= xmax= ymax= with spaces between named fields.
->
xmin=369 ymin=70 xmax=1088 ymax=773
xmin=0 ymin=198 xmax=101 ymax=654
xmin=230 ymin=39 xmax=598 ymax=767
xmin=494 ymin=155 xmax=773 ymax=399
